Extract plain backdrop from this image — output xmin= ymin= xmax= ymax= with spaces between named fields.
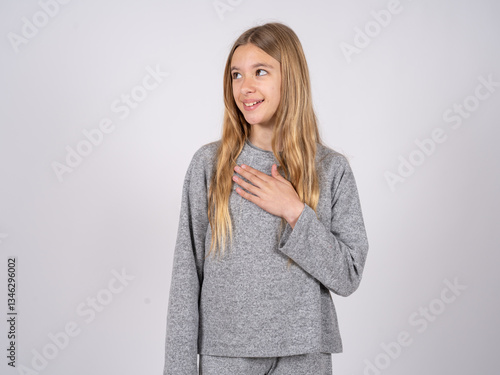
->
xmin=1 ymin=0 xmax=499 ymax=374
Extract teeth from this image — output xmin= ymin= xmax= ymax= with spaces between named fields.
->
xmin=244 ymin=100 xmax=262 ymax=107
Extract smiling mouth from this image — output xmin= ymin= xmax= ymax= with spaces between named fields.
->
xmin=243 ymin=99 xmax=264 ymax=107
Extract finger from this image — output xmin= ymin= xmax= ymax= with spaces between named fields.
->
xmin=271 ymin=164 xmax=289 ymax=183
xmin=234 ymin=166 xmax=263 ymax=187
xmin=272 ymin=164 xmax=282 ymax=178
xmin=233 ymin=174 xmax=259 ymax=196
xmin=235 ymin=185 xmax=259 ymax=204
xmin=236 ymin=164 xmax=270 ymax=183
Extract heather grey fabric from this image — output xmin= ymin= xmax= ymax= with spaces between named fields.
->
xmin=199 ymin=352 xmax=333 ymax=375
xmin=163 ymin=139 xmax=369 ymax=375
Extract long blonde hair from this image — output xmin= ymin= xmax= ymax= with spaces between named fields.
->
xmin=207 ymin=22 xmax=324 ymax=267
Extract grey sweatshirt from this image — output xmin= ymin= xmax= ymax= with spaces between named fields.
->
xmin=163 ymin=139 xmax=369 ymax=375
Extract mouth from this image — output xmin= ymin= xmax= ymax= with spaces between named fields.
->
xmin=242 ymin=99 xmax=264 ymax=110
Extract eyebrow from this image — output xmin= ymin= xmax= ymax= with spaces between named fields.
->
xmin=230 ymin=63 xmax=274 ymax=72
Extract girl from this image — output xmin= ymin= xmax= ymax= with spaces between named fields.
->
xmin=163 ymin=22 xmax=369 ymax=375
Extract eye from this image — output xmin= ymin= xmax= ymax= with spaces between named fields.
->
xmin=232 ymin=72 xmax=241 ymax=79
xmin=256 ymin=69 xmax=268 ymax=76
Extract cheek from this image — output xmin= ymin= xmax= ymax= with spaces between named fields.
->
xmin=271 ymin=86 xmax=280 ymax=105
xmin=232 ymin=86 xmax=240 ymax=104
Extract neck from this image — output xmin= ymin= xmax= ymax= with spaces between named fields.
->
xmin=248 ymin=127 xmax=282 ymax=152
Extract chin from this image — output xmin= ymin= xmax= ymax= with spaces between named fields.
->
xmin=243 ymin=117 xmax=260 ymax=125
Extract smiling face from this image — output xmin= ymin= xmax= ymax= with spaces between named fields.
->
xmin=230 ymin=43 xmax=281 ymax=131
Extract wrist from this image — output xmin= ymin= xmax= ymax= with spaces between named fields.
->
xmin=286 ymin=201 xmax=305 ymax=229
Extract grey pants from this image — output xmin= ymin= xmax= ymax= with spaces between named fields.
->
xmin=199 ymin=352 xmax=333 ymax=375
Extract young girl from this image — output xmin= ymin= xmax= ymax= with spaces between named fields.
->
xmin=163 ymin=22 xmax=369 ymax=375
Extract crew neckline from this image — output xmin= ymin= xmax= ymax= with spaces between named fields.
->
xmin=245 ymin=139 xmax=276 ymax=155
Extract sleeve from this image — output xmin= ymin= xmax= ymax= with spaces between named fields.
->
xmin=163 ymin=149 xmax=209 ymax=375
xmin=277 ymin=154 xmax=369 ymax=297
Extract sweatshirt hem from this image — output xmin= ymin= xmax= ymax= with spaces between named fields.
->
xmin=198 ymin=343 xmax=342 ymax=357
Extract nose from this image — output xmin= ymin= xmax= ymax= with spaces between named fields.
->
xmin=240 ymin=74 xmax=256 ymax=94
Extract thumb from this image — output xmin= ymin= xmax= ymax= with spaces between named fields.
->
xmin=272 ymin=164 xmax=284 ymax=179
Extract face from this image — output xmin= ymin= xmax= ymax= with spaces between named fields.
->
xmin=230 ymin=43 xmax=281 ymax=130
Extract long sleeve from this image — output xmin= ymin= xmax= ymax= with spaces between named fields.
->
xmin=163 ymin=149 xmax=209 ymax=375
xmin=278 ymin=154 xmax=369 ymax=297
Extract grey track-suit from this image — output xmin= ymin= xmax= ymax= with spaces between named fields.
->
xmin=163 ymin=139 xmax=369 ymax=374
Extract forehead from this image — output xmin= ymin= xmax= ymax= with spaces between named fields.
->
xmin=231 ymin=44 xmax=279 ymax=68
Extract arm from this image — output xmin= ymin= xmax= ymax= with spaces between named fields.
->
xmin=278 ymin=154 xmax=369 ymax=297
xmin=163 ymin=149 xmax=209 ymax=375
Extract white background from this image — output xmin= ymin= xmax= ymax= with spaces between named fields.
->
xmin=1 ymin=0 xmax=499 ymax=374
